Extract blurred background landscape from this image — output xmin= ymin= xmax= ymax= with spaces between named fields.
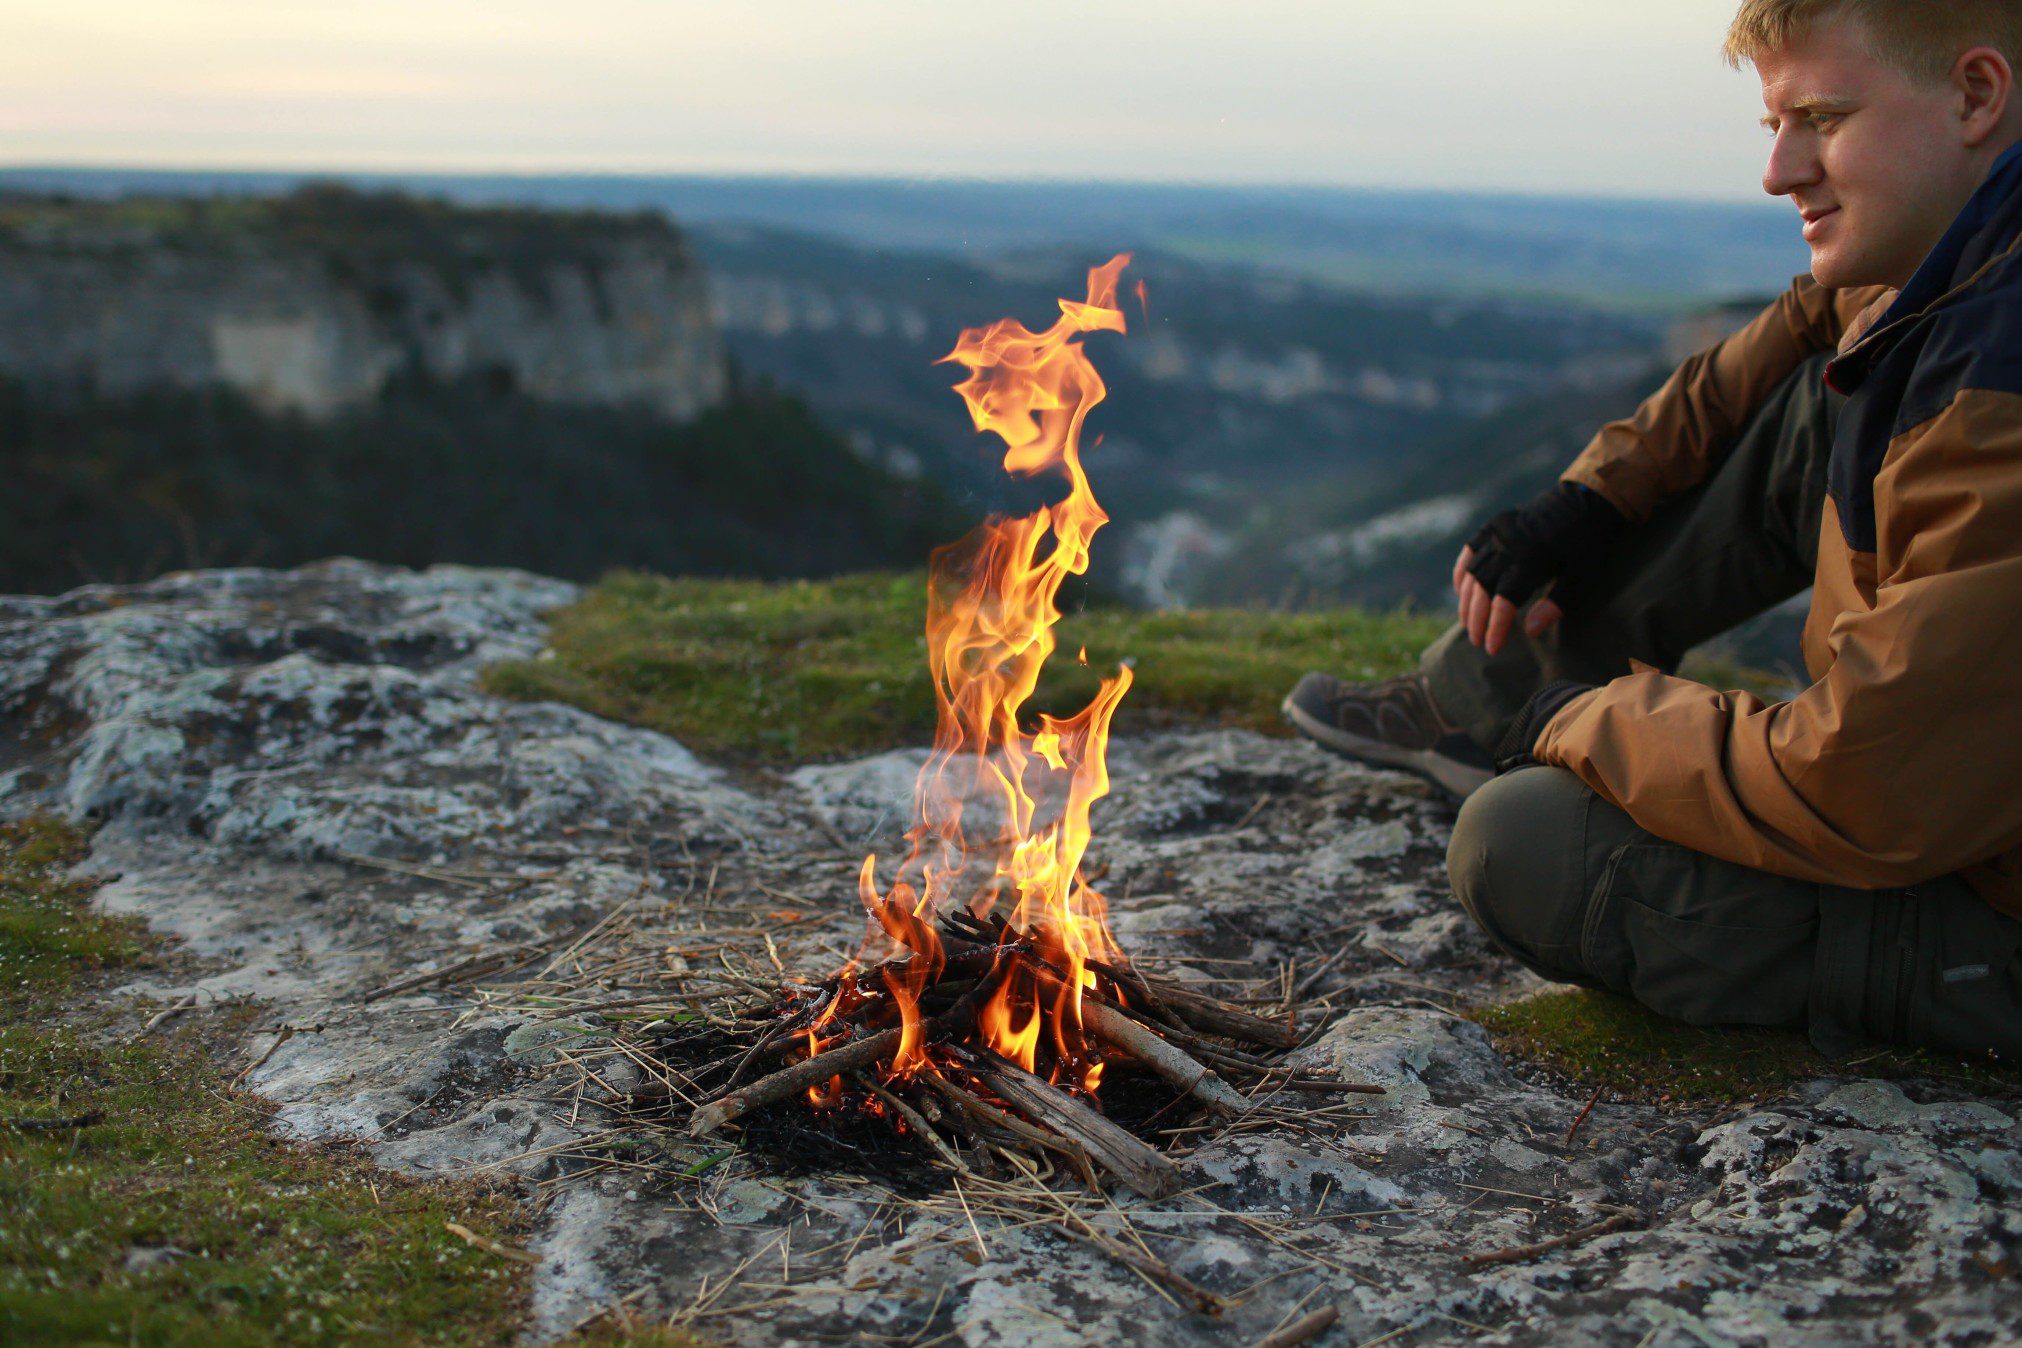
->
xmin=0 ymin=1 xmax=1811 ymax=651
xmin=0 ymin=169 xmax=1802 ymax=611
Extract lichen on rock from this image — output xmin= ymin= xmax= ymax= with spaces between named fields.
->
xmin=4 ymin=558 xmax=2018 ymax=1345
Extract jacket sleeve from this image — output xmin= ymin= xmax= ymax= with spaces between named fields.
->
xmin=1535 ymin=388 xmax=2022 ymax=888
xmin=1562 ymin=278 xmax=1891 ymax=521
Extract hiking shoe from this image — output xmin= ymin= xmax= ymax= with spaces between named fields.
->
xmin=1281 ymin=670 xmax=1493 ymax=800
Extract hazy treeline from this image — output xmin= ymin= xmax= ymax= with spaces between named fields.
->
xmin=2 ymin=370 xmax=965 ymax=595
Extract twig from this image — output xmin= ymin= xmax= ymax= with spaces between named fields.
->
xmin=950 ymin=1174 xmax=990 ymax=1262
xmin=339 ymin=852 xmax=495 ymax=888
xmin=1256 ymin=1078 xmax=1386 ymax=1097
xmin=690 ymin=980 xmax=992 ymax=1136
xmin=726 ymin=1017 xmax=805 ymax=1088
xmin=853 ymin=1071 xmax=971 ymax=1175
xmin=1085 ymin=1001 xmax=1249 ymax=1117
xmin=1290 ymin=946 xmax=1353 ymax=999
xmin=358 ymin=945 xmax=540 ymax=1003
xmin=970 ymin=1053 xmax=1183 ymax=1200
xmin=1083 ymin=955 xmax=1191 ymax=1033
xmin=1462 ymin=1212 xmax=1637 ymax=1268
xmin=131 ymin=994 xmax=198 ymax=1040
xmin=3 ymin=1110 xmax=105 ymax=1132
xmin=689 ymin=1027 xmax=905 ymax=1136
xmin=923 ymin=1074 xmax=1094 ymax=1170
xmin=1141 ymin=977 xmax=1300 ymax=1047
xmin=444 ymin=1220 xmax=543 ymax=1265
xmin=1049 ymin=1212 xmax=1225 ymax=1314
xmin=232 ymin=1024 xmax=297 ymax=1084
xmin=1563 ymin=1083 xmax=1604 ymax=1149
xmin=1252 ymin=1304 xmax=1339 ymax=1348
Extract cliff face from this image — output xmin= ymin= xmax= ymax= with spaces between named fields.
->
xmin=0 ymin=186 xmax=726 ymax=420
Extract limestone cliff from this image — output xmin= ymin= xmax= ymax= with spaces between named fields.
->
xmin=0 ymin=185 xmax=726 ymax=420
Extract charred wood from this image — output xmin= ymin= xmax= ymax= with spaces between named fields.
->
xmin=967 ymin=1051 xmax=1184 ymax=1200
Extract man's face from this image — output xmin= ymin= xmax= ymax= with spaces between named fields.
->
xmin=1756 ymin=16 xmax=1979 ymax=289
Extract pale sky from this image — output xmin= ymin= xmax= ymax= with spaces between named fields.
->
xmin=0 ymin=1 xmax=1784 ymax=201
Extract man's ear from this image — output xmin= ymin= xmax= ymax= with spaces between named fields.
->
xmin=1954 ymin=46 xmax=2015 ymax=147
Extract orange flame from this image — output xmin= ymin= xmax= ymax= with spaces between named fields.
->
xmin=804 ymin=989 xmax=848 ymax=1106
xmin=853 ymin=255 xmax=1135 ymax=1095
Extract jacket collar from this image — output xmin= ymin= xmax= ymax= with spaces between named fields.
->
xmin=1828 ymin=140 xmax=2022 ymax=392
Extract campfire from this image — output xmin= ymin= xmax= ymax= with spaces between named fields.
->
xmin=685 ymin=256 xmax=1378 ymax=1200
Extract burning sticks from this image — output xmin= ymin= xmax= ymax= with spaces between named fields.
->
xmin=688 ymin=962 xmax=995 ymax=1137
xmin=680 ymin=256 xmax=1382 ymax=1195
xmin=1078 ymin=999 xmax=1250 ymax=1120
xmin=681 ymin=916 xmax=1381 ymax=1198
xmin=968 ymin=1051 xmax=1181 ymax=1199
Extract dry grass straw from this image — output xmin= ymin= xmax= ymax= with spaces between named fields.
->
xmin=380 ymin=837 xmax=1388 ymax=1326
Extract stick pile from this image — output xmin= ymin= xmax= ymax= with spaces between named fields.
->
xmin=681 ymin=908 xmax=1381 ymax=1199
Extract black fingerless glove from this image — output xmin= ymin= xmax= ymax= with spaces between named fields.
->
xmin=1493 ymin=679 xmax=1596 ymax=774
xmin=1465 ymin=482 xmax=1626 ymax=607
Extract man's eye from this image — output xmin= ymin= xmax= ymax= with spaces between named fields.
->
xmin=1809 ymin=112 xmax=1842 ymax=131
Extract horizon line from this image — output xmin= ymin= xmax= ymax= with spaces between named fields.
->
xmin=0 ymin=160 xmax=1789 ymax=215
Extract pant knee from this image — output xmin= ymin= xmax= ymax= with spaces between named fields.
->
xmin=1447 ymin=767 xmax=1598 ymax=978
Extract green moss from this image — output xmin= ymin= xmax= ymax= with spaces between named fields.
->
xmin=481 ymin=570 xmax=1449 ymax=764
xmin=1473 ymin=987 xmax=2022 ymax=1106
xmin=0 ymin=817 xmax=538 ymax=1345
xmin=0 ymin=817 xmax=148 ymax=991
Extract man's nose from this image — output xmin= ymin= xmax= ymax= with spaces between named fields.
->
xmin=1762 ymin=128 xmax=1821 ymax=198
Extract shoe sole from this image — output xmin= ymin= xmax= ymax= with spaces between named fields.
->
xmin=1280 ymin=693 xmax=1492 ymax=802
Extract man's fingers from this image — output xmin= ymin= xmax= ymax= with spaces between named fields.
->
xmin=1524 ymin=597 xmax=1564 ymax=637
xmin=1452 ymin=546 xmax=1473 ymax=597
xmin=1484 ymin=596 xmax=1519 ymax=656
xmin=1463 ymin=579 xmax=1490 ymax=648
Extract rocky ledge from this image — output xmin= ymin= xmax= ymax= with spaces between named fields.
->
xmin=3 ymin=560 xmax=2017 ymax=1345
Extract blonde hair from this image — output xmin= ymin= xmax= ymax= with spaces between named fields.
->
xmin=1724 ymin=0 xmax=2022 ymax=84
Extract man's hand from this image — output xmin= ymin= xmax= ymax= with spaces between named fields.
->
xmin=1454 ymin=545 xmax=1565 ymax=656
xmin=1451 ymin=482 xmax=1624 ymax=656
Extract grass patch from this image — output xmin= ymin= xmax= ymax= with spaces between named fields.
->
xmin=481 ymin=570 xmax=1448 ymax=764
xmin=0 ymin=817 xmax=540 ymax=1345
xmin=1473 ymin=987 xmax=2022 ymax=1106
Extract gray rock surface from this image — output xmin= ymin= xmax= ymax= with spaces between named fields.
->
xmin=4 ymin=559 xmax=2018 ymax=1345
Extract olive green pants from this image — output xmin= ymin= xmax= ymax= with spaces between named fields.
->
xmin=1429 ymin=354 xmax=2022 ymax=1060
xmin=1448 ymin=767 xmax=2022 ymax=1059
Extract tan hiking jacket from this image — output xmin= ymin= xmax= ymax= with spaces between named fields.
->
xmin=1536 ymin=147 xmax=2022 ymax=918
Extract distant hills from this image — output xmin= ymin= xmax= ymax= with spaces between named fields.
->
xmin=1209 ymin=360 xmax=1673 ymax=610
xmin=0 ymin=168 xmax=1817 ymax=614
xmin=685 ymin=222 xmax=1661 ymax=530
xmin=1 ymin=168 xmax=1808 ymax=307
xmin=0 ymin=183 xmax=724 ymax=421
xmin=0 ymin=186 xmax=958 ymax=594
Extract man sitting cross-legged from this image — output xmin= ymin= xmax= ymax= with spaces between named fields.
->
xmin=1285 ymin=0 xmax=2022 ymax=1061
